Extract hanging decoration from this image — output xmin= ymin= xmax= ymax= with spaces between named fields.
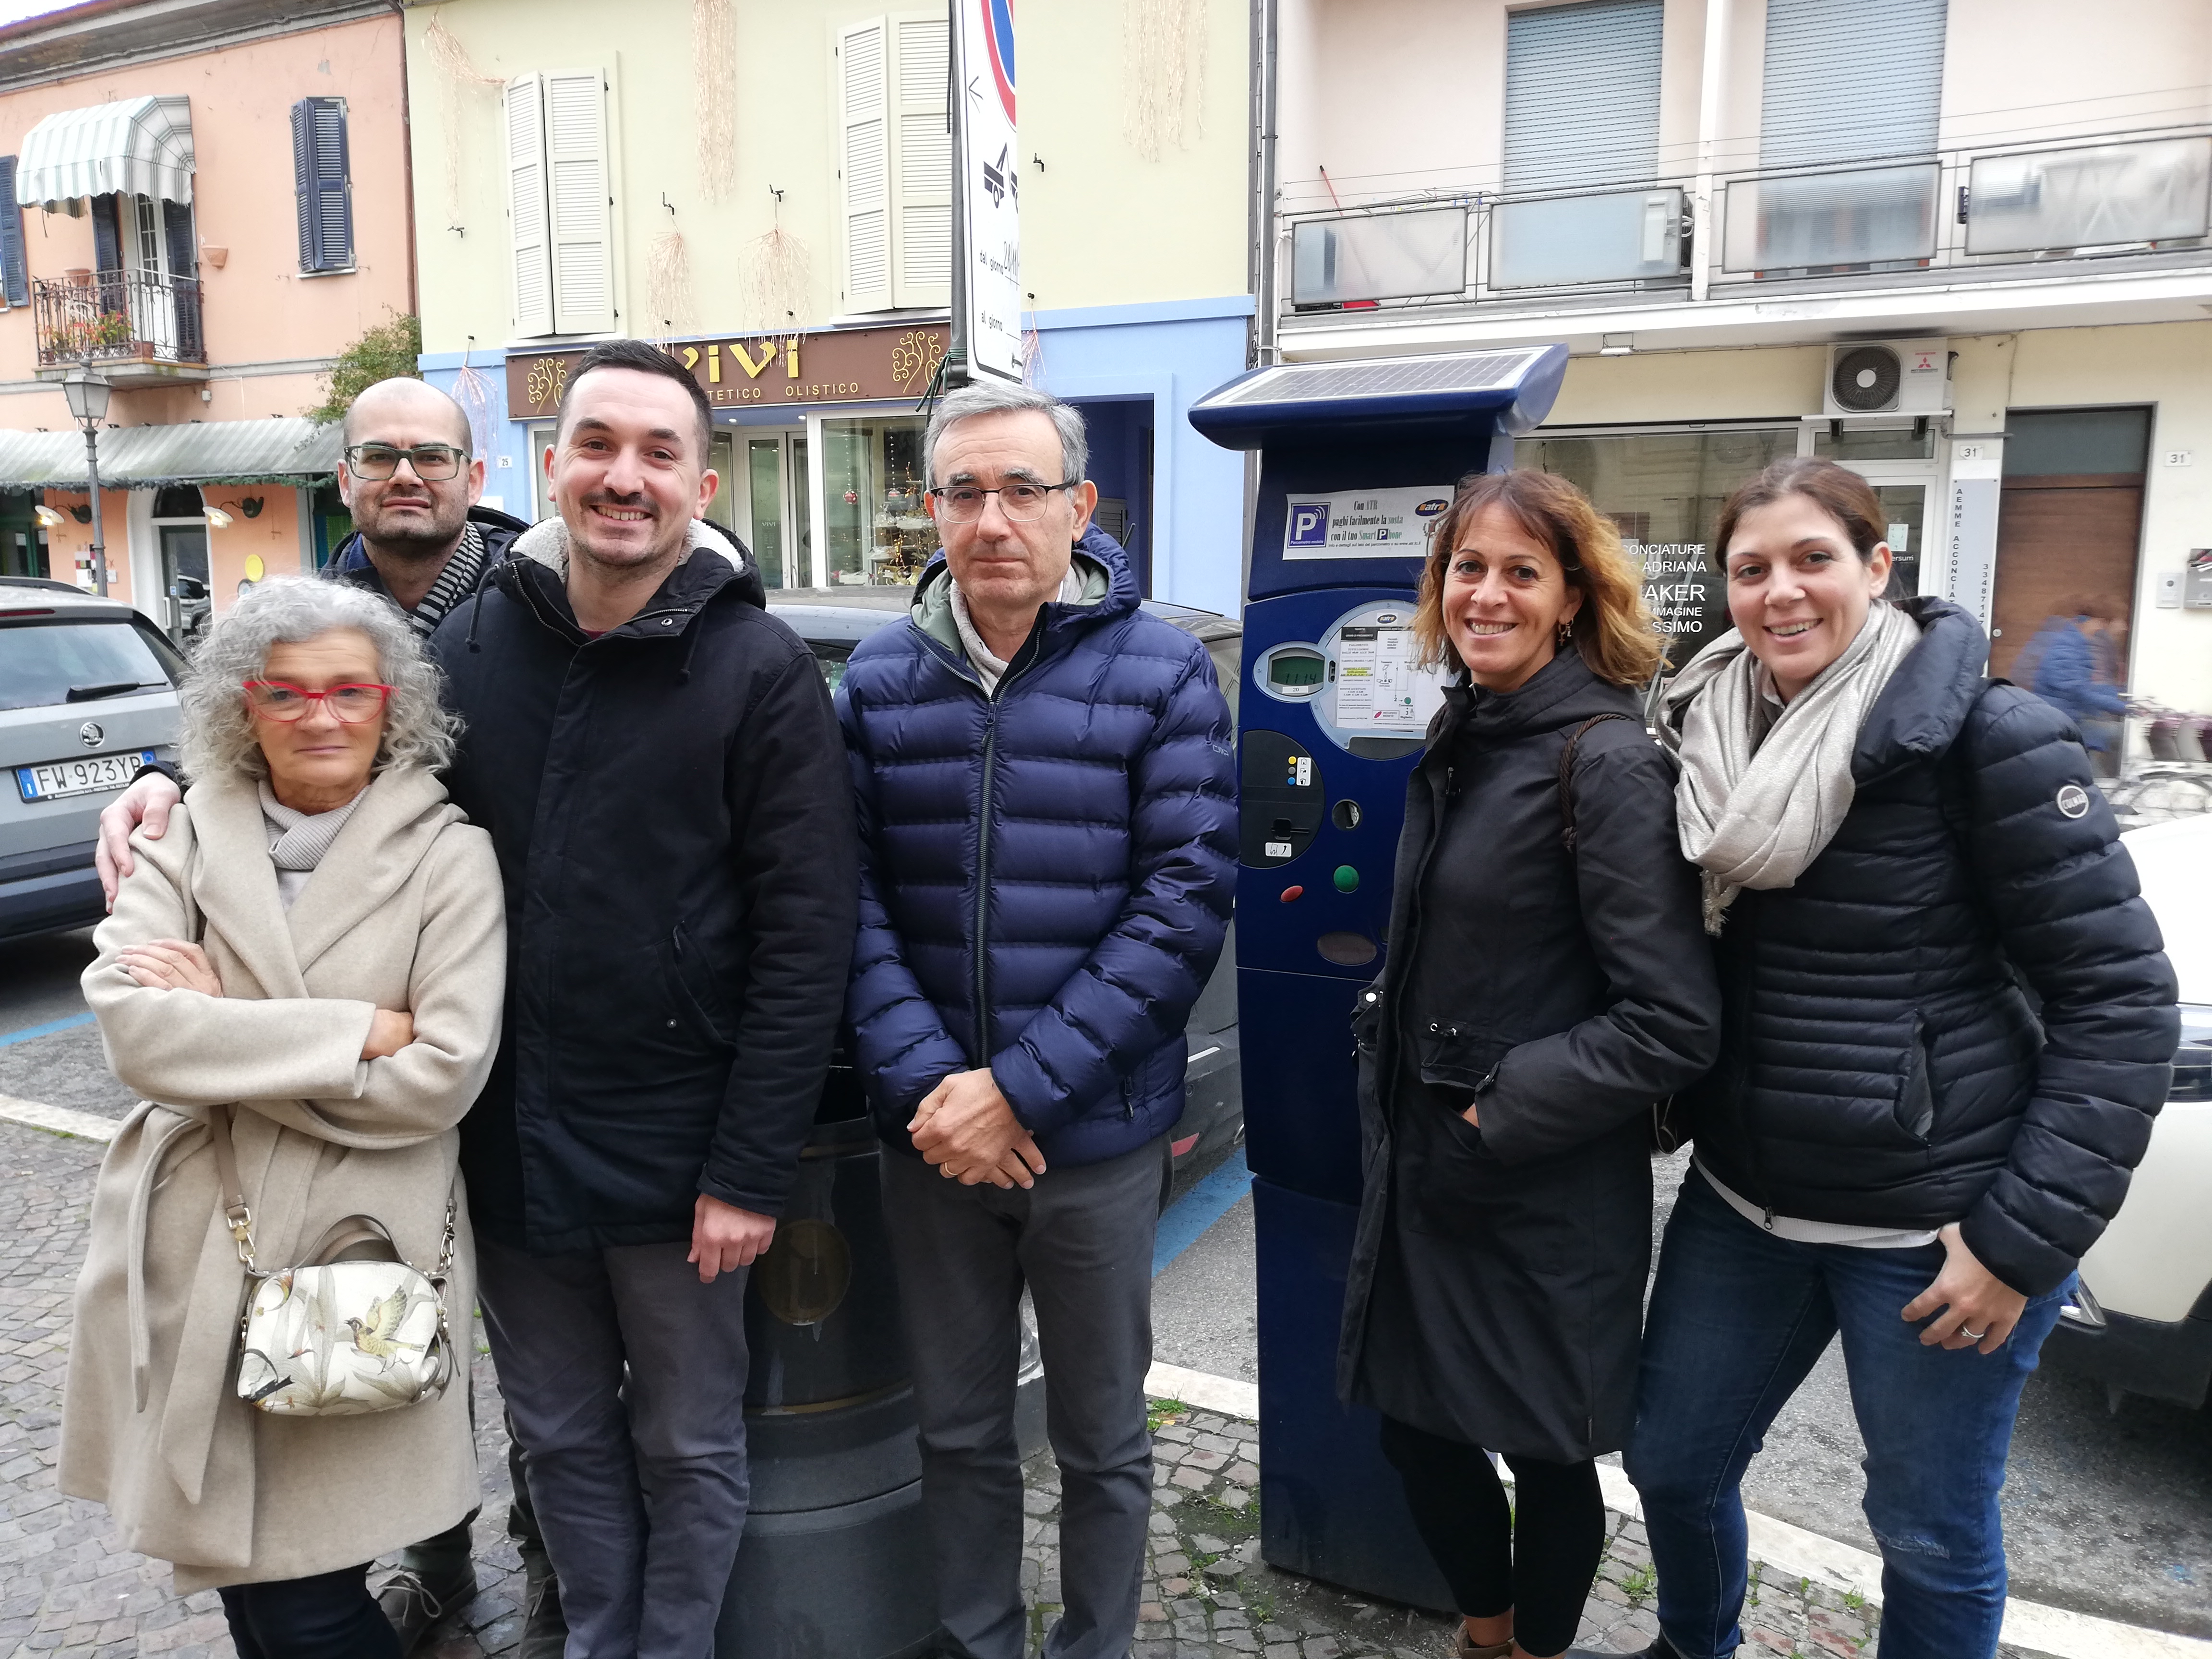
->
xmin=1123 ymin=0 xmax=1208 ymax=163
xmin=647 ymin=230 xmax=697 ymax=341
xmin=743 ymin=187 xmax=813 ymax=334
xmin=422 ymin=11 xmax=505 ymax=221
xmin=693 ymin=0 xmax=738 ymax=201
xmin=451 ymin=337 xmax=497 ymax=465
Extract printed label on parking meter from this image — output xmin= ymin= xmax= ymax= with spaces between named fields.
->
xmin=1284 ymin=487 xmax=1454 ymax=558
xmin=1335 ymin=625 xmax=1443 ymax=733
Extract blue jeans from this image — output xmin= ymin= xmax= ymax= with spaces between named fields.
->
xmin=1625 ymin=1173 xmax=2070 ymax=1659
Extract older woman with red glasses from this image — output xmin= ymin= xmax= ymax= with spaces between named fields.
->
xmin=62 ymin=578 xmax=505 ymax=1659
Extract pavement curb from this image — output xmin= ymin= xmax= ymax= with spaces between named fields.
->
xmin=1144 ymin=1360 xmax=2211 ymax=1659
xmin=0 ymin=1091 xmax=119 ymax=1142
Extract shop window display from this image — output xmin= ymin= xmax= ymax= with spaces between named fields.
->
xmin=824 ymin=416 xmax=939 ymax=587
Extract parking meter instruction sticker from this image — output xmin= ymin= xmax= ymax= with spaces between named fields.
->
xmin=1284 ymin=487 xmax=1454 ymax=559
xmin=1334 ymin=625 xmax=1442 ymax=733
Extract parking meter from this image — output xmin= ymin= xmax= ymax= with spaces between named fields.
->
xmin=1189 ymin=346 xmax=1568 ymax=1609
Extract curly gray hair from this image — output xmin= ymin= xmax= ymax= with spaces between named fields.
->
xmin=177 ymin=577 xmax=457 ymax=784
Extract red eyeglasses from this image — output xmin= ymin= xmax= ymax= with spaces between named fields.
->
xmin=241 ymin=680 xmax=395 ymax=723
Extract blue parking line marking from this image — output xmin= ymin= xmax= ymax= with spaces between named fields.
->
xmin=0 ymin=1011 xmax=96 ymax=1048
xmin=1153 ymin=1145 xmax=1252 ymax=1277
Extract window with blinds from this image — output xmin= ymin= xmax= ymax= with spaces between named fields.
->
xmin=291 ymin=97 xmax=353 ymax=273
xmin=837 ymin=12 xmax=951 ymax=313
xmin=505 ymin=70 xmax=614 ymax=338
xmin=1760 ymin=0 xmax=1948 ymax=168
xmin=1503 ymin=0 xmax=1665 ymax=194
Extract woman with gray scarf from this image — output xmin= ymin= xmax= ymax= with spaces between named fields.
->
xmin=1621 ymin=460 xmax=2177 ymax=1659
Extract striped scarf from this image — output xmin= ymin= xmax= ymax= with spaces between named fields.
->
xmin=402 ymin=523 xmax=489 ymax=636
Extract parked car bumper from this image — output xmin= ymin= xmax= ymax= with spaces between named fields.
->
xmin=2043 ymin=1281 xmax=2212 ymax=1409
xmin=1169 ymin=1026 xmax=1242 ymax=1175
xmin=0 ymin=841 xmax=105 ymax=946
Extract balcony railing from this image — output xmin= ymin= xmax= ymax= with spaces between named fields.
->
xmin=33 ymin=271 xmax=205 ymax=371
xmin=1279 ymin=124 xmax=2212 ymax=317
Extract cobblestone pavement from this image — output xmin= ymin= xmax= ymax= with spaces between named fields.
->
xmin=0 ymin=1114 xmax=1876 ymax=1659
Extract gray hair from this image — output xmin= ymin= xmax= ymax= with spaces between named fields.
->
xmin=923 ymin=382 xmax=1088 ymax=487
xmin=178 ymin=577 xmax=458 ymax=784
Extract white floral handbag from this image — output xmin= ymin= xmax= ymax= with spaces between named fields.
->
xmin=209 ymin=1105 xmax=457 ymax=1416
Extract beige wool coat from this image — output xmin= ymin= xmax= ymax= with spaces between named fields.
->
xmin=60 ymin=765 xmax=505 ymax=1591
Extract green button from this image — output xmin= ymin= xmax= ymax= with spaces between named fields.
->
xmin=1333 ymin=865 xmax=1359 ymax=893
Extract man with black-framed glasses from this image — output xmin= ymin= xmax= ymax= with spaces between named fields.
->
xmin=328 ymin=377 xmax=530 ymax=635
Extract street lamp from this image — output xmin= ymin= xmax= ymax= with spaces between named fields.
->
xmin=60 ymin=360 xmax=112 ymax=596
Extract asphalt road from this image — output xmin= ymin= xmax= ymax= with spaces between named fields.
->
xmin=6 ymin=931 xmax=2208 ymax=1636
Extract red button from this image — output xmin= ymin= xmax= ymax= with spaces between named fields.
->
xmin=1280 ymin=885 xmax=1304 ymax=902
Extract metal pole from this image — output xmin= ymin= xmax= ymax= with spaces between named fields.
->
xmin=84 ymin=426 xmax=108 ymax=597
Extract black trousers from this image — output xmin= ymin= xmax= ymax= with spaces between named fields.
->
xmin=1379 ymin=1416 xmax=1606 ymax=1659
xmin=219 ymin=1564 xmax=401 ymax=1659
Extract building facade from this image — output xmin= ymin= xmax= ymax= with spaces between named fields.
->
xmin=1262 ymin=0 xmax=2212 ymax=716
xmin=407 ymin=0 xmax=1253 ymax=614
xmin=0 ymin=0 xmax=416 ymax=633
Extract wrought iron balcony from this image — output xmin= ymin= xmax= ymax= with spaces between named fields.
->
xmin=33 ymin=270 xmax=206 ymax=385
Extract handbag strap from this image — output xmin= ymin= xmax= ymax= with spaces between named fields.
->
xmin=204 ymin=1103 xmax=259 ymax=1272
xmin=1557 ymin=713 xmax=1638 ymax=852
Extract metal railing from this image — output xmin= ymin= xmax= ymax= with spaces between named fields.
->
xmin=33 ymin=270 xmax=205 ymax=370
xmin=1279 ymin=124 xmax=2212 ymax=314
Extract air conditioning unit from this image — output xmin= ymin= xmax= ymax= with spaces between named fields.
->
xmin=1822 ymin=339 xmax=1950 ymax=418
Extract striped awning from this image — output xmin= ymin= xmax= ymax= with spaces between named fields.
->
xmin=0 ymin=418 xmax=341 ymax=489
xmin=14 ymin=96 xmax=194 ymax=212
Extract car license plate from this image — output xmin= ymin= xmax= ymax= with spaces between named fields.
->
xmin=15 ymin=750 xmax=158 ymax=803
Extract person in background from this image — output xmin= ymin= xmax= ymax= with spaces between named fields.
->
xmin=1338 ymin=470 xmax=1720 ymax=1659
xmin=96 ymin=372 xmax=553 ymax=1656
xmin=64 ymin=579 xmax=505 ymax=1658
xmin=840 ymin=380 xmax=1237 ymax=1659
xmin=1629 ymin=459 xmax=2176 ymax=1659
xmin=2018 ymin=595 xmax=2127 ymax=777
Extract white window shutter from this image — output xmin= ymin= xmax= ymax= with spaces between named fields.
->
xmin=544 ymin=69 xmax=614 ymax=335
xmin=505 ymin=75 xmax=553 ymax=337
xmin=838 ymin=20 xmax=893 ymax=313
xmin=890 ymin=11 xmax=951 ymax=307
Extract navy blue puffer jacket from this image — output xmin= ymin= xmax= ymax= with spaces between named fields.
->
xmin=840 ymin=530 xmax=1238 ymax=1167
xmin=1675 ymin=597 xmax=2177 ymax=1297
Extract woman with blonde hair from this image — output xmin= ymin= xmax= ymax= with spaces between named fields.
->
xmin=62 ymin=577 xmax=505 ymax=1657
xmin=1339 ymin=470 xmax=1720 ymax=1659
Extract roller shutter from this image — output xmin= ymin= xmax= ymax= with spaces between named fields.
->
xmin=1504 ymin=0 xmax=1664 ymax=192
xmin=1760 ymin=0 xmax=1948 ymax=168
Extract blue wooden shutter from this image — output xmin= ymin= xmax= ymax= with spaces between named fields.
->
xmin=92 ymin=195 xmax=122 ymax=275
xmin=0 ymin=157 xmax=26 ymax=306
xmin=290 ymin=97 xmax=353 ymax=272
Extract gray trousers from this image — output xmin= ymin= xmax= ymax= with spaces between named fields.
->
xmin=880 ymin=1136 xmax=1164 ymax=1659
xmin=476 ymin=1236 xmax=751 ymax=1659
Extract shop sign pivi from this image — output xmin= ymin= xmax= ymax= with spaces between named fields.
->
xmin=505 ymin=323 xmax=950 ymax=418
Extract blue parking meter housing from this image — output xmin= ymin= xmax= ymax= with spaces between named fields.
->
xmin=1189 ymin=344 xmax=1568 ymax=1611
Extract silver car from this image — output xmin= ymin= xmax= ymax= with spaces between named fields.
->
xmin=0 ymin=577 xmax=184 ymax=944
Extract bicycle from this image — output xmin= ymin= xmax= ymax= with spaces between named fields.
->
xmin=2106 ymin=700 xmax=2212 ymax=827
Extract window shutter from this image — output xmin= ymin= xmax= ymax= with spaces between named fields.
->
xmin=0 ymin=158 xmax=26 ymax=307
xmin=543 ymin=70 xmax=613 ymax=335
xmin=92 ymin=194 xmax=122 ymax=275
xmin=889 ymin=11 xmax=950 ymax=307
xmin=505 ymin=75 xmax=554 ymax=337
xmin=837 ymin=20 xmax=893 ymax=313
xmin=1503 ymin=0 xmax=1664 ymax=192
xmin=288 ymin=97 xmax=353 ymax=272
xmin=1761 ymin=0 xmax=1947 ymax=167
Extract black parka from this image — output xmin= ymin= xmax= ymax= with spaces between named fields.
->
xmin=1339 ymin=651 xmax=1720 ymax=1462
xmin=1672 ymin=597 xmax=2177 ymax=1297
xmin=431 ymin=522 xmax=859 ymax=1254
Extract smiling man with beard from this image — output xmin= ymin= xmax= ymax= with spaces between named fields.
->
xmin=429 ymin=338 xmax=858 ymax=1659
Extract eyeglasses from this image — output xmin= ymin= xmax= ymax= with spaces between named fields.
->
xmin=344 ymin=444 xmax=467 ymax=481
xmin=927 ymin=481 xmax=1077 ymax=523
xmin=242 ymin=680 xmax=394 ymax=723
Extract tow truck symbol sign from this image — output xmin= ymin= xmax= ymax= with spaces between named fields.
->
xmin=983 ymin=145 xmax=1011 ymax=208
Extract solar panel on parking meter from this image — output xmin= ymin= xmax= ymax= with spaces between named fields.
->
xmin=1188 ymin=344 xmax=1570 ymax=1611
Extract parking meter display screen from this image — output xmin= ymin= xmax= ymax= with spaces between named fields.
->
xmin=1267 ymin=648 xmax=1325 ymax=691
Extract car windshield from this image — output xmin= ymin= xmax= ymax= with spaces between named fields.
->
xmin=0 ymin=619 xmax=181 ymax=713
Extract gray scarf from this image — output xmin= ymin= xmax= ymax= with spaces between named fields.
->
xmin=950 ymin=566 xmax=1087 ymax=695
xmin=259 ymin=781 xmax=362 ymax=911
xmin=1663 ymin=601 xmax=1918 ymax=934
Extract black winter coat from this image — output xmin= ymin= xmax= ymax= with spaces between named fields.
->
xmin=1339 ymin=651 xmax=1720 ymax=1462
xmin=1674 ymin=598 xmax=2177 ymax=1297
xmin=432 ymin=523 xmax=860 ymax=1253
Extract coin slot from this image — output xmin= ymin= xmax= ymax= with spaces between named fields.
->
xmin=1332 ymin=800 xmax=1362 ymax=830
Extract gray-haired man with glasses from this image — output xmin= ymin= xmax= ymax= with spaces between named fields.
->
xmin=329 ymin=377 xmax=531 ymax=635
xmin=839 ymin=382 xmax=1238 ymax=1659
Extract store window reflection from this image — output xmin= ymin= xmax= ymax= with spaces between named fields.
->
xmin=824 ymin=416 xmax=938 ymax=587
xmin=1518 ymin=428 xmax=1796 ymax=667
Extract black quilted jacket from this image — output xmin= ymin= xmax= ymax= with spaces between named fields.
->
xmin=1673 ymin=597 xmax=2177 ymax=1297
